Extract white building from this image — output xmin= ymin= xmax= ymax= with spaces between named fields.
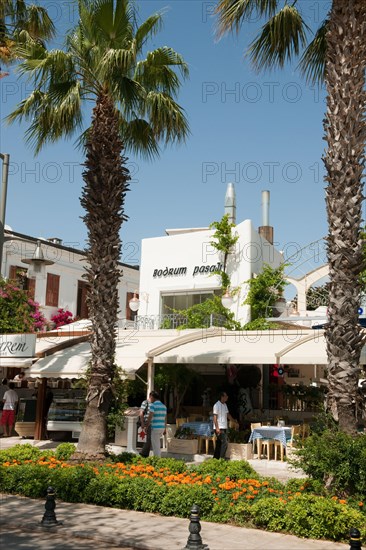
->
xmin=138 ymin=186 xmax=283 ymax=326
xmin=1 ymin=228 xmax=139 ymax=324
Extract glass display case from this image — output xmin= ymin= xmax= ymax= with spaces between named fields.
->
xmin=47 ymin=399 xmax=86 ymax=437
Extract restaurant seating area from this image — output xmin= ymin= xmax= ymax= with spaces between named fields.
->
xmin=169 ymin=414 xmax=311 ymax=461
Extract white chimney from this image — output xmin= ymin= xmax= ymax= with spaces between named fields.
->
xmin=258 ymin=190 xmax=273 ymax=244
xmin=224 ymin=183 xmax=236 ymax=225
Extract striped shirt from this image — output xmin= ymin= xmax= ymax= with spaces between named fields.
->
xmin=150 ymin=400 xmax=167 ymax=429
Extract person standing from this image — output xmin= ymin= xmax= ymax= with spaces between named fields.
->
xmin=1 ymin=382 xmax=19 ymax=437
xmin=146 ymin=391 xmax=167 ymax=457
xmin=138 ymin=392 xmax=152 ymax=457
xmin=0 ymin=379 xmax=9 ymax=404
xmin=213 ymin=391 xmax=235 ymax=459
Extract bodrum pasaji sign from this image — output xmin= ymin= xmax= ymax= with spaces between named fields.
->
xmin=153 ymin=262 xmax=223 ymax=278
xmin=0 ymin=334 xmax=37 ymax=357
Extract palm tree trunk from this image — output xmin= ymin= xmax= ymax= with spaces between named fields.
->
xmin=75 ymin=91 xmax=130 ymax=459
xmin=324 ymin=0 xmax=366 ymax=434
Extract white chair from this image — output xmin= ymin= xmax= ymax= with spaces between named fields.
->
xmin=274 ymin=424 xmax=301 ymax=461
xmin=250 ymin=423 xmax=262 ymax=456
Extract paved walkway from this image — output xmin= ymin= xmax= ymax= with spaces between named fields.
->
xmin=0 ymin=494 xmax=348 ymax=550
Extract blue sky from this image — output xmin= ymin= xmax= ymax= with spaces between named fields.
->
xmin=0 ymin=1 xmax=340 ymax=273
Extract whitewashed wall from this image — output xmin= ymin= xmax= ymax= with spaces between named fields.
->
xmin=139 ymin=219 xmax=283 ymax=325
xmin=2 ymin=233 xmax=139 ymax=322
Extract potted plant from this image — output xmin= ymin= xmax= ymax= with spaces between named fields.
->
xmin=226 ymin=427 xmax=253 ymax=460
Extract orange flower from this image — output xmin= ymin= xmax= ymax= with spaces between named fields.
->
xmin=359 ymin=502 xmax=364 ymax=507
xmin=338 ymin=499 xmax=347 ymax=505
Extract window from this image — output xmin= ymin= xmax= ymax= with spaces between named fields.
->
xmin=46 ymin=273 xmax=60 ymax=307
xmin=161 ymin=290 xmax=220 ymax=313
xmin=77 ymin=280 xmax=89 ymax=319
xmin=9 ymin=265 xmax=35 ymax=300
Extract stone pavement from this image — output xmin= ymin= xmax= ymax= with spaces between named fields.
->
xmin=0 ymin=494 xmax=349 ymax=550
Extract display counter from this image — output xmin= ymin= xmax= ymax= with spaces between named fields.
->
xmin=47 ymin=399 xmax=85 ymax=439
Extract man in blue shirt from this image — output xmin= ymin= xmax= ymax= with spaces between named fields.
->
xmin=146 ymin=391 xmax=167 ymax=457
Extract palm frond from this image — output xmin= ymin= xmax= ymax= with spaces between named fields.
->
xmin=248 ymin=5 xmax=309 ymax=70
xmin=79 ymin=0 xmax=134 ymax=49
xmin=135 ymin=47 xmax=189 ymax=96
xmin=144 ymin=91 xmax=190 ymax=146
xmin=17 ymin=4 xmax=55 ymax=40
xmin=299 ymin=19 xmax=327 ymax=85
xmin=100 ymin=44 xmax=136 ymax=76
xmin=121 ymin=117 xmax=160 ymax=160
xmin=215 ymin=0 xmax=279 ymax=37
xmin=111 ymin=75 xmax=144 ymax=109
xmin=24 ymin=93 xmax=83 ymax=154
xmin=6 ymin=88 xmax=45 ymax=123
xmin=135 ymin=13 xmax=163 ymax=52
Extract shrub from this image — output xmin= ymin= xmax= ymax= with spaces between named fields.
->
xmin=0 ymin=278 xmax=47 ymax=332
xmin=0 ymin=444 xmax=53 ymax=464
xmin=284 ymin=495 xmax=366 ymax=541
xmin=55 ymin=443 xmax=76 ymax=461
xmin=50 ymin=464 xmax=96 ymax=502
xmin=50 ymin=307 xmax=74 ymax=328
xmin=160 ymin=484 xmax=215 ymax=517
xmin=191 ymin=458 xmax=257 ymax=480
xmin=291 ymin=431 xmax=366 ymax=497
xmin=250 ymin=497 xmax=288 ymax=531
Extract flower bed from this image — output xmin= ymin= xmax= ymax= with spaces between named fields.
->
xmin=0 ymin=444 xmax=365 ymax=543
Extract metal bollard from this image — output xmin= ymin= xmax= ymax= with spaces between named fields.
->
xmin=182 ymin=504 xmax=209 ymax=550
xmin=349 ymin=528 xmax=362 ymax=550
xmin=41 ymin=486 xmax=63 ymax=527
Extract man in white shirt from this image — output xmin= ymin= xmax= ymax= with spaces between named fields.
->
xmin=1 ymin=382 xmax=19 ymax=437
xmin=213 ymin=391 xmax=235 ymax=459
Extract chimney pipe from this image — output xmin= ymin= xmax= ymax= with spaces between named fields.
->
xmin=224 ymin=182 xmax=236 ymax=225
xmin=258 ymin=190 xmax=274 ymax=244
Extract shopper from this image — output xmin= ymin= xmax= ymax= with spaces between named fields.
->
xmin=138 ymin=392 xmax=152 ymax=457
xmin=1 ymin=382 xmax=19 ymax=437
xmin=146 ymin=391 xmax=167 ymax=457
xmin=213 ymin=391 xmax=235 ymax=459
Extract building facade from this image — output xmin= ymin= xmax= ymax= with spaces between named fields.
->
xmin=2 ymin=229 xmax=139 ymax=325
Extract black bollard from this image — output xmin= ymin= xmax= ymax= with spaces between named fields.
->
xmin=349 ymin=528 xmax=362 ymax=550
xmin=41 ymin=486 xmax=63 ymax=527
xmin=182 ymin=504 xmax=209 ymax=550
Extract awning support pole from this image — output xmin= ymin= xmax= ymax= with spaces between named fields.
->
xmin=34 ymin=378 xmax=47 ymax=440
xmin=147 ymin=359 xmax=154 ymax=398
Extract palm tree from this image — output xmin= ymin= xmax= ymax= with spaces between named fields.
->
xmin=8 ymin=0 xmax=189 ymax=458
xmin=215 ymin=0 xmax=365 ymax=434
xmin=0 ymin=0 xmax=54 ymax=67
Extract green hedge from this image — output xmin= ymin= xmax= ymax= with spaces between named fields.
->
xmin=1 ymin=445 xmax=365 ymax=543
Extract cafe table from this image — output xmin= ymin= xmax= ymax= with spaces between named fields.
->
xmin=248 ymin=426 xmax=291 ymax=460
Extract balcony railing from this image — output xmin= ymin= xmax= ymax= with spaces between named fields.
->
xmin=124 ymin=313 xmax=227 ymax=331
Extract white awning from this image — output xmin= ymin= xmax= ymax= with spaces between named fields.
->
xmin=26 ymin=342 xmax=90 ymax=379
xmin=25 ymin=328 xmax=366 ymax=379
xmin=0 ymin=357 xmax=35 ymax=368
xmin=150 ymin=329 xmax=366 ymax=366
xmin=26 ymin=330 xmax=191 ymax=379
